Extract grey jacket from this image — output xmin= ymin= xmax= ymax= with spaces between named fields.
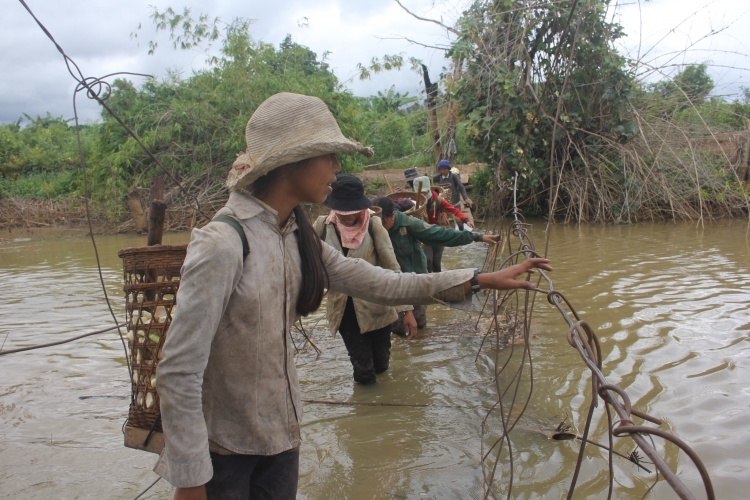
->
xmin=313 ymin=214 xmax=411 ymax=334
xmin=433 ymin=171 xmax=469 ymax=205
xmin=153 ymin=192 xmax=474 ymax=488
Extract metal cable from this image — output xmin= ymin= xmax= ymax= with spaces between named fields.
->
xmin=0 ymin=324 xmax=127 ymax=356
xmin=16 ymin=0 xmax=212 ymax=402
xmin=132 ymin=476 xmax=162 ymax=500
xmin=479 ymin=172 xmax=714 ymax=500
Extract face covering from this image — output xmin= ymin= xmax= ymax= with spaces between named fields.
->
xmin=326 ymin=209 xmax=371 ymax=249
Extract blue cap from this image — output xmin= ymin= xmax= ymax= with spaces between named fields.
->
xmin=438 ymin=159 xmax=451 ymax=170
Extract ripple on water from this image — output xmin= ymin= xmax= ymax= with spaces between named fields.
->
xmin=2 ymin=223 xmax=750 ymax=498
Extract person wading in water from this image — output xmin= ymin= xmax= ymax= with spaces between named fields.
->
xmin=412 ymin=175 xmax=474 ymax=273
xmin=314 ymin=173 xmax=418 ymax=384
xmin=371 ymin=195 xmax=501 ymax=336
xmin=154 ymin=92 xmax=553 ymax=500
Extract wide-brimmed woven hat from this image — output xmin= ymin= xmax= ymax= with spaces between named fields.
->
xmin=324 ymin=174 xmax=372 ymax=211
xmin=227 ymin=93 xmax=374 ymax=191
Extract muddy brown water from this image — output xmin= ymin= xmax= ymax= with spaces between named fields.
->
xmin=0 ymin=221 xmax=749 ymax=499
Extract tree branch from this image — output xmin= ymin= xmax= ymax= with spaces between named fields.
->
xmin=375 ymin=35 xmax=450 ymax=51
xmin=394 ymin=0 xmax=459 ymax=35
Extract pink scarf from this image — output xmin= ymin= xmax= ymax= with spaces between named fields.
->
xmin=326 ymin=209 xmax=371 ymax=249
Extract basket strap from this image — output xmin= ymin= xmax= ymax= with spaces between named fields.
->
xmin=212 ymin=215 xmax=249 ymax=260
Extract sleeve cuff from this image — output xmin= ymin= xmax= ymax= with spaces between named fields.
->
xmin=153 ymin=446 xmax=213 ymax=488
xmin=433 ymin=284 xmax=469 ymax=302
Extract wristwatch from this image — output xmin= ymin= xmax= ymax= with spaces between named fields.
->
xmin=470 ymin=269 xmax=482 ymax=292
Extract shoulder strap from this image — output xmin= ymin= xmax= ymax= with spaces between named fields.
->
xmin=212 ymin=215 xmax=249 ymax=260
xmin=321 ymin=224 xmax=327 ymax=242
xmin=368 ymin=218 xmax=380 ymax=264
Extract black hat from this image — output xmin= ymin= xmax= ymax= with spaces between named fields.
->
xmin=404 ymin=167 xmax=419 ymax=180
xmin=324 ymin=173 xmax=373 ymax=211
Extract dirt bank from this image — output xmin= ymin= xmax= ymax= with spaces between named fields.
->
xmin=0 ymin=164 xmax=485 ymax=233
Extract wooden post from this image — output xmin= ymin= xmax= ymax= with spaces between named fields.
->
xmin=422 ymin=64 xmax=442 ymax=165
xmin=147 ymin=176 xmax=166 ymax=247
xmin=146 ymin=176 xmax=166 ymax=303
xmin=415 ymin=180 xmax=423 ymax=211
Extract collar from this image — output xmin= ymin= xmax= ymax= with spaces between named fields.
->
xmin=225 ymin=191 xmax=297 ymax=231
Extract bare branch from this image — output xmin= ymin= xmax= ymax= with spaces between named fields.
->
xmin=393 ymin=0 xmax=459 ymax=35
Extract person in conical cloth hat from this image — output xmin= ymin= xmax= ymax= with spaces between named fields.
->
xmin=154 ymin=92 xmax=553 ymax=500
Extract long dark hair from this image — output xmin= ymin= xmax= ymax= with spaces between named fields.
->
xmin=251 ymin=164 xmax=328 ymax=316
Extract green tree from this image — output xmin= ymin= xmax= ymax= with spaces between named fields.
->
xmin=450 ymin=0 xmax=636 ymax=214
xmin=655 ymin=64 xmax=714 ymax=105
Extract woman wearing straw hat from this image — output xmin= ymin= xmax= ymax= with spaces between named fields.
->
xmin=154 ymin=92 xmax=552 ymax=500
xmin=313 ymin=173 xmax=418 ymax=384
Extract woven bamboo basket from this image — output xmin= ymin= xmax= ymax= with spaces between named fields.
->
xmin=368 ymin=205 xmax=382 ymax=218
xmin=435 ymin=182 xmax=453 ymax=205
xmin=387 ymin=191 xmax=429 ymax=219
xmin=118 ymin=244 xmax=187 ymax=434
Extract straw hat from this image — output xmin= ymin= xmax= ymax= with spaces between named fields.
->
xmin=227 ymin=93 xmax=374 ymax=191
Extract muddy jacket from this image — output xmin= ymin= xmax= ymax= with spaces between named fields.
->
xmin=313 ymin=215 xmax=412 ymax=334
xmin=153 ymin=191 xmax=474 ymax=488
xmin=388 ymin=209 xmax=483 ymax=274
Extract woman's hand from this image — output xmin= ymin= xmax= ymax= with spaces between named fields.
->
xmin=463 ymin=219 xmax=476 ymax=229
xmin=403 ymin=310 xmax=418 ymax=340
xmin=481 ymin=233 xmax=501 ymax=245
xmin=466 ymin=258 xmax=553 ymax=292
xmin=174 ymin=485 xmax=207 ymax=500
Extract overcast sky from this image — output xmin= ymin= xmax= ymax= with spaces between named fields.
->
xmin=1 ymin=0 xmax=748 ymax=125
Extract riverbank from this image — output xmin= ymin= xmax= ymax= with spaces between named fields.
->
xmin=0 ymin=163 xmax=484 ymax=233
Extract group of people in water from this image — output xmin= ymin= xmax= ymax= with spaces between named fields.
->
xmin=315 ymin=167 xmax=499 ymax=384
xmin=153 ymin=92 xmax=552 ymax=499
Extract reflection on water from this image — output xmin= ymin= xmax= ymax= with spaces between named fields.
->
xmin=0 ymin=222 xmax=749 ymax=499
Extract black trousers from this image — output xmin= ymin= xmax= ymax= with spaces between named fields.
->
xmin=338 ymin=297 xmax=392 ymax=384
xmin=423 ymin=245 xmax=445 ymax=273
xmin=205 ymin=448 xmax=299 ymax=500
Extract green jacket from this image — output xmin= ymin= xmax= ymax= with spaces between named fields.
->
xmin=388 ymin=210 xmax=483 ymax=274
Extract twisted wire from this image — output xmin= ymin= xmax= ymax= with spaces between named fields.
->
xmin=479 ymin=172 xmax=714 ymax=500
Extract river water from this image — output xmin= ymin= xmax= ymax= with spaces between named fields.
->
xmin=0 ymin=220 xmax=748 ymax=499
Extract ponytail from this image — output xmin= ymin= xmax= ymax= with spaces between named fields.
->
xmin=251 ymin=164 xmax=328 ymax=316
xmin=292 ymin=205 xmax=328 ymax=316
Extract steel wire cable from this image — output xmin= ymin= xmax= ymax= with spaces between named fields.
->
xmin=16 ymin=0 xmax=212 ymax=403
xmin=0 ymin=323 xmax=127 ymax=356
xmin=478 ymin=172 xmax=714 ymax=500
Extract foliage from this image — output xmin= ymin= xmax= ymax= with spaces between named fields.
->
xmin=1 ymin=7 xmax=444 ymax=220
xmin=651 ymin=64 xmax=715 ymax=106
xmin=450 ymin=0 xmax=638 ymax=214
xmin=0 ymin=114 xmax=94 ymax=199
